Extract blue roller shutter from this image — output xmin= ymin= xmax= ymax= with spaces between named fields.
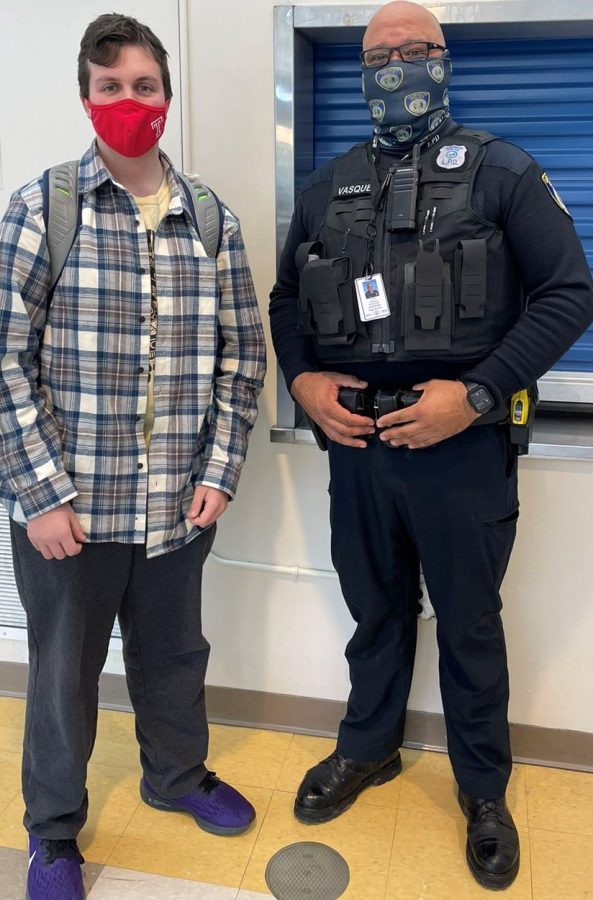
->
xmin=311 ymin=37 xmax=593 ymax=373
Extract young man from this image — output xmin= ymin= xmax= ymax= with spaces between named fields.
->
xmin=269 ymin=0 xmax=593 ymax=891
xmin=0 ymin=14 xmax=265 ymax=900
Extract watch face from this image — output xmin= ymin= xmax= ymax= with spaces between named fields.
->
xmin=469 ymin=385 xmax=494 ymax=413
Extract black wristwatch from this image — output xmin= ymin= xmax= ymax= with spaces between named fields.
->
xmin=462 ymin=381 xmax=495 ymax=415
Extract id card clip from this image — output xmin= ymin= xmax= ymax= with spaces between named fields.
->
xmin=354 ymin=272 xmax=390 ymax=322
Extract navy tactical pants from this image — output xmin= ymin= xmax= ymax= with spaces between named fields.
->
xmin=10 ymin=522 xmax=215 ymax=839
xmin=328 ymin=424 xmax=518 ymax=799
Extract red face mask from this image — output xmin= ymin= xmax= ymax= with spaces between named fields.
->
xmin=86 ymin=98 xmax=168 ymax=157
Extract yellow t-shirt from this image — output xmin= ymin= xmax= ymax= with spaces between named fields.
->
xmin=133 ymin=174 xmax=171 ymax=448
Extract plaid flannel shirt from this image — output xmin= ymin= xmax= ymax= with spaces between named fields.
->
xmin=0 ymin=143 xmax=266 ymax=557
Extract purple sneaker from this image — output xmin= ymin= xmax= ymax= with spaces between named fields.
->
xmin=140 ymin=772 xmax=255 ymax=835
xmin=27 ymin=836 xmax=84 ymax=900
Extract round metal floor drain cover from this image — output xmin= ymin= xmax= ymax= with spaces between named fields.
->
xmin=265 ymin=841 xmax=350 ymax=900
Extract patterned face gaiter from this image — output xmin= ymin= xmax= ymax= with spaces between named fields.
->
xmin=361 ymin=52 xmax=453 ymax=149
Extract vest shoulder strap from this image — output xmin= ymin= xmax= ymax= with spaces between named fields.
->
xmin=42 ymin=160 xmax=81 ymax=293
xmin=422 ymin=128 xmax=495 ymax=186
xmin=452 ymin=127 xmax=497 ymax=147
xmin=177 ymin=174 xmax=223 ymax=258
xmin=331 ymin=143 xmax=371 ymax=190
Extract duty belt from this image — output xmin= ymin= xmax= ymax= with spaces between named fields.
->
xmin=338 ymin=385 xmax=508 ymax=427
xmin=338 ymin=387 xmax=422 ymax=421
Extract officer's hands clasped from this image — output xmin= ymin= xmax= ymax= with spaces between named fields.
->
xmin=292 ymin=372 xmax=480 ymax=450
xmin=377 ymin=379 xmax=479 ymax=449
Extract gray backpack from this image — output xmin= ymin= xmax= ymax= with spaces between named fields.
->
xmin=42 ymin=160 xmax=223 ymax=293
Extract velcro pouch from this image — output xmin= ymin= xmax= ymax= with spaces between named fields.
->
xmin=300 ymin=256 xmax=356 ymax=345
xmin=403 ymin=240 xmax=452 ymax=351
xmin=455 ymin=239 xmax=487 ymax=318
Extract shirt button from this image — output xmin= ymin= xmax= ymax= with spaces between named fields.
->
xmin=139 ymin=267 xmax=146 ymax=274
xmin=138 ymin=462 xmax=144 ymax=470
xmin=139 ymin=316 xmax=146 ymax=323
xmin=135 ymin=415 xmax=142 ymax=422
xmin=138 ymin=366 xmax=144 ymax=374
xmin=135 ymin=219 xmax=141 ymax=226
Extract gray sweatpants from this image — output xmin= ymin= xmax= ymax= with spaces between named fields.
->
xmin=10 ymin=521 xmax=216 ymax=839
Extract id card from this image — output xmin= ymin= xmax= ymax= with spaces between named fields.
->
xmin=354 ymin=273 xmax=390 ymax=322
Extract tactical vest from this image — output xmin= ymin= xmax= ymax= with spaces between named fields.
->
xmin=296 ymin=128 xmax=524 ymax=366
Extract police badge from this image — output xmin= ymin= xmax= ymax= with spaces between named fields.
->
xmin=541 ymin=172 xmax=572 ymax=217
xmin=368 ymin=99 xmax=386 ymax=123
xmin=375 ymin=66 xmax=404 ymax=92
xmin=436 ymin=145 xmax=468 ymax=169
xmin=404 ymin=92 xmax=430 ymax=116
xmin=427 ymin=59 xmax=445 ymax=84
xmin=428 ymin=110 xmax=446 ymax=131
xmin=390 ymin=124 xmax=413 ymax=143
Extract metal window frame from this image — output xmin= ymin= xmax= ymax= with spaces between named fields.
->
xmin=271 ymin=3 xmax=593 ymax=453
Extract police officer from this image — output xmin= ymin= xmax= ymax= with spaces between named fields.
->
xmin=269 ymin=0 xmax=593 ymax=890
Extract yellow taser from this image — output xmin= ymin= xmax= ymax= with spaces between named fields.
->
xmin=510 ymin=389 xmax=529 ymax=426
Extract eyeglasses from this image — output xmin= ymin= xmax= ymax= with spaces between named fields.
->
xmin=361 ymin=42 xmax=446 ymax=68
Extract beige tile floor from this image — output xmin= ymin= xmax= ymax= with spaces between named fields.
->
xmin=0 ymin=696 xmax=592 ymax=899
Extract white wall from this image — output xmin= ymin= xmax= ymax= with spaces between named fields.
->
xmin=0 ymin=0 xmax=592 ymax=735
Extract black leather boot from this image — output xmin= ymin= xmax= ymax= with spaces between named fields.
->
xmin=458 ymin=789 xmax=520 ymax=890
xmin=294 ymin=749 xmax=402 ymax=824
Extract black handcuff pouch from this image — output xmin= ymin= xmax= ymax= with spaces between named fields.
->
xmin=296 ymin=241 xmax=357 ymax=345
xmin=454 ymin=239 xmax=487 ymax=319
xmin=403 ymin=240 xmax=453 ymax=351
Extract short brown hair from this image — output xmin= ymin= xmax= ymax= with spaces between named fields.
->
xmin=78 ymin=13 xmax=172 ymax=100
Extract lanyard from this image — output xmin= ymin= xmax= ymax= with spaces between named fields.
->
xmin=363 ymin=165 xmax=394 ymax=277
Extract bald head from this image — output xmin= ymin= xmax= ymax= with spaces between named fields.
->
xmin=364 ymin=1 xmax=445 ymax=51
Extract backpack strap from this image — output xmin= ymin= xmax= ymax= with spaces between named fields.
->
xmin=42 ymin=160 xmax=82 ymax=294
xmin=41 ymin=164 xmax=223 ymax=296
xmin=177 ymin=174 xmax=223 ymax=258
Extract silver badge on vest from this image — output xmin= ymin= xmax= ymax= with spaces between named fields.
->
xmin=436 ymin=145 xmax=468 ymax=169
